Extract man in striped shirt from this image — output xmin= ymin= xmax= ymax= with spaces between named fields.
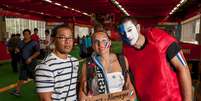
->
xmin=35 ymin=24 xmax=79 ymax=101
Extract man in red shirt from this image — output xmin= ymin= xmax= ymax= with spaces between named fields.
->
xmin=118 ymin=16 xmax=192 ymax=101
xmin=31 ymin=28 xmax=40 ymax=43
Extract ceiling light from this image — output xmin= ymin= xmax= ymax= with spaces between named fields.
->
xmin=163 ymin=0 xmax=187 ymax=22
xmin=56 ymin=16 xmax=61 ymax=19
xmin=110 ymin=0 xmax=129 ymax=16
xmin=44 ymin=0 xmax=90 ymax=17
xmin=64 ymin=6 xmax=68 ymax=8
xmin=54 ymin=3 xmax=61 ymax=6
xmin=168 ymin=0 xmax=187 ymax=15
xmin=40 ymin=12 xmax=44 ymax=15
xmin=43 ymin=0 xmax=52 ymax=3
xmin=180 ymin=0 xmax=186 ymax=4
xmin=83 ymin=12 xmax=87 ymax=15
xmin=75 ymin=10 xmax=81 ymax=13
xmin=176 ymin=4 xmax=180 ymax=7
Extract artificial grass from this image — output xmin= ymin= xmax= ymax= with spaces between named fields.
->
xmin=0 ymin=63 xmax=38 ymax=101
xmin=70 ymin=45 xmax=81 ymax=59
xmin=0 ymin=81 xmax=38 ymax=101
xmin=0 ymin=62 xmax=19 ymax=88
xmin=111 ymin=41 xmax=122 ymax=54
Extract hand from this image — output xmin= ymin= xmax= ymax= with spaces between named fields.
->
xmin=130 ymin=90 xmax=137 ymax=101
xmin=15 ymin=48 xmax=20 ymax=53
xmin=26 ymin=57 xmax=32 ymax=64
xmin=80 ymin=92 xmax=88 ymax=101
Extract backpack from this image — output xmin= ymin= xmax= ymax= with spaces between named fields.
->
xmin=117 ymin=54 xmax=135 ymax=89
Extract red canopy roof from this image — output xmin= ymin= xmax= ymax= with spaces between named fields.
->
xmin=0 ymin=0 xmax=200 ymax=26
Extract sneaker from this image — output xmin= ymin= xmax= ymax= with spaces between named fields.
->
xmin=9 ymin=90 xmax=21 ymax=96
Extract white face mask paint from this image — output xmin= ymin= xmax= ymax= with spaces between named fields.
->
xmin=123 ymin=20 xmax=139 ymax=45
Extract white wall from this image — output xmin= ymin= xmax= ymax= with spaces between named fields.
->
xmin=74 ymin=25 xmax=89 ymax=38
xmin=5 ymin=18 xmax=46 ymax=39
xmin=181 ymin=14 xmax=200 ymax=44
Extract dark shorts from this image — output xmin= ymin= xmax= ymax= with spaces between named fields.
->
xmin=19 ymin=61 xmax=37 ymax=80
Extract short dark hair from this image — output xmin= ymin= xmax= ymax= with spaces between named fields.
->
xmin=119 ymin=16 xmax=138 ymax=25
xmin=45 ymin=29 xmax=50 ymax=34
xmin=94 ymin=23 xmax=105 ymax=33
xmin=51 ymin=24 xmax=72 ymax=37
xmin=16 ymin=33 xmax=21 ymax=37
xmin=11 ymin=34 xmax=15 ymax=38
xmin=34 ymin=28 xmax=38 ymax=31
xmin=23 ymin=29 xmax=31 ymax=35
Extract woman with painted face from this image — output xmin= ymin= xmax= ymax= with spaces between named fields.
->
xmin=79 ymin=31 xmax=136 ymax=101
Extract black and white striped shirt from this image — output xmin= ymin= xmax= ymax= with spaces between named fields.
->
xmin=35 ymin=53 xmax=79 ymax=101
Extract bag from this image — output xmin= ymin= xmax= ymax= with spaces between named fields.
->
xmin=117 ymin=54 xmax=139 ymax=101
xmin=117 ymin=54 xmax=135 ymax=89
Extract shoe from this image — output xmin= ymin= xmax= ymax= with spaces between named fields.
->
xmin=9 ymin=90 xmax=21 ymax=96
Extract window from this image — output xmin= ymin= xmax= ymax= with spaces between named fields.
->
xmin=181 ymin=15 xmax=200 ymax=44
xmin=74 ymin=25 xmax=90 ymax=38
xmin=6 ymin=17 xmax=46 ymax=39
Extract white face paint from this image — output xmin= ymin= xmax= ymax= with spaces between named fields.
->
xmin=123 ymin=20 xmax=139 ymax=45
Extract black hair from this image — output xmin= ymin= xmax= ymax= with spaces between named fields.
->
xmin=51 ymin=24 xmax=72 ymax=37
xmin=11 ymin=34 xmax=15 ymax=38
xmin=119 ymin=16 xmax=138 ymax=25
xmin=45 ymin=29 xmax=50 ymax=34
xmin=34 ymin=28 xmax=38 ymax=31
xmin=23 ymin=29 xmax=31 ymax=35
xmin=94 ymin=23 xmax=105 ymax=33
xmin=16 ymin=33 xmax=21 ymax=37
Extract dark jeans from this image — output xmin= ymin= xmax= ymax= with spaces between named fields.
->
xmin=11 ymin=52 xmax=19 ymax=73
xmin=19 ymin=60 xmax=37 ymax=80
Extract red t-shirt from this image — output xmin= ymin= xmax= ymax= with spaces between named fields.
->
xmin=31 ymin=34 xmax=40 ymax=43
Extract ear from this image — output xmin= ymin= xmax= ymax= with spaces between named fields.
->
xmin=51 ymin=37 xmax=55 ymax=43
xmin=136 ymin=24 xmax=141 ymax=32
xmin=109 ymin=40 xmax=112 ymax=46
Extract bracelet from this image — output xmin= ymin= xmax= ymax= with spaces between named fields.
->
xmin=130 ymin=90 xmax=134 ymax=96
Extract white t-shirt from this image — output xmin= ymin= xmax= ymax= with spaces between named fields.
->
xmin=35 ymin=53 xmax=79 ymax=101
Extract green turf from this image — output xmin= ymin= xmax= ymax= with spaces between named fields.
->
xmin=0 ymin=81 xmax=39 ymax=101
xmin=70 ymin=45 xmax=81 ymax=59
xmin=0 ymin=62 xmax=19 ymax=88
xmin=111 ymin=41 xmax=122 ymax=54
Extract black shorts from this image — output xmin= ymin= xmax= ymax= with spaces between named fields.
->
xmin=19 ymin=61 xmax=37 ymax=80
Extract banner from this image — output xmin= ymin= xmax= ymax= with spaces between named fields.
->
xmin=83 ymin=90 xmax=135 ymax=101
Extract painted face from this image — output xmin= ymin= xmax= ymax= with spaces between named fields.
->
xmin=118 ymin=20 xmax=139 ymax=45
xmin=93 ymin=38 xmax=111 ymax=48
xmin=54 ymin=28 xmax=74 ymax=54
xmin=92 ymin=32 xmax=111 ymax=55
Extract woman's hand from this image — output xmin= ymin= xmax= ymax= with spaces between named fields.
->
xmin=79 ymin=81 xmax=87 ymax=101
xmin=129 ymin=89 xmax=137 ymax=101
xmin=79 ymin=91 xmax=87 ymax=101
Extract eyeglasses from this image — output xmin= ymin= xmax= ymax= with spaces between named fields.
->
xmin=55 ymin=36 xmax=74 ymax=41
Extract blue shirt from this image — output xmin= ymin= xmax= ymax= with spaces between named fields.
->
xmin=18 ymin=40 xmax=40 ymax=60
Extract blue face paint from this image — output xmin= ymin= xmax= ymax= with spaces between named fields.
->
xmin=105 ymin=41 xmax=111 ymax=48
xmin=118 ymin=24 xmax=131 ymax=45
xmin=93 ymin=39 xmax=110 ymax=48
xmin=118 ymin=21 xmax=139 ymax=46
